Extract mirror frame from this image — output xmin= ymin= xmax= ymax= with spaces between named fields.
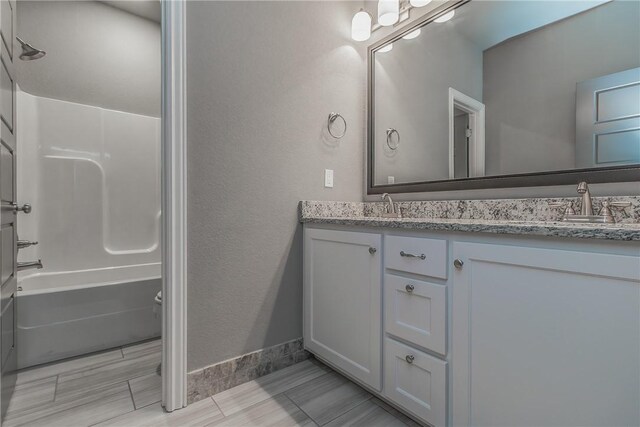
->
xmin=367 ymin=0 xmax=640 ymax=195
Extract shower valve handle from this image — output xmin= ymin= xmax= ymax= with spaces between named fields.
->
xmin=17 ymin=240 xmax=38 ymax=250
xmin=11 ymin=203 xmax=32 ymax=214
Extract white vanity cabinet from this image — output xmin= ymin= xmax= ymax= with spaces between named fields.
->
xmin=452 ymin=241 xmax=640 ymax=427
xmin=303 ymin=223 xmax=640 ymax=427
xmin=303 ymin=228 xmax=382 ymax=390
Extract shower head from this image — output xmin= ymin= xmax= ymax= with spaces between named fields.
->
xmin=16 ymin=36 xmax=46 ymax=61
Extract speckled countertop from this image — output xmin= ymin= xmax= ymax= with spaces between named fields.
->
xmin=299 ymin=199 xmax=640 ymax=241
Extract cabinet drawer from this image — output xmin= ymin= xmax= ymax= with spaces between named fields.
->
xmin=385 ymin=235 xmax=447 ymax=278
xmin=385 ymin=274 xmax=446 ymax=355
xmin=384 ymin=338 xmax=447 ymax=427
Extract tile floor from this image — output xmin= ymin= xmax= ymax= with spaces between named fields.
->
xmin=6 ymin=341 xmax=421 ymax=427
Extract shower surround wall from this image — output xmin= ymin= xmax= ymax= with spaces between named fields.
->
xmin=18 ymin=91 xmax=161 ymax=273
xmin=16 ymin=91 xmax=161 ymax=367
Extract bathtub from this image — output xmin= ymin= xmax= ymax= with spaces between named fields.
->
xmin=17 ymin=263 xmax=161 ymax=369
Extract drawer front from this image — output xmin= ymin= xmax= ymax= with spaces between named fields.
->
xmin=384 ymin=337 xmax=447 ymax=427
xmin=385 ymin=235 xmax=447 ymax=278
xmin=385 ymin=274 xmax=446 ymax=355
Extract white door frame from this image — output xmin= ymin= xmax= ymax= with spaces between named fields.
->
xmin=161 ymin=0 xmax=187 ymax=412
xmin=448 ymin=88 xmax=485 ymax=179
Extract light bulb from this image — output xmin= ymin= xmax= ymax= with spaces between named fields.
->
xmin=410 ymin=0 xmax=432 ymax=7
xmin=378 ymin=0 xmax=399 ymax=27
xmin=351 ymin=10 xmax=372 ymax=41
xmin=434 ymin=9 xmax=455 ymax=23
xmin=378 ymin=43 xmax=393 ymax=53
xmin=402 ymin=29 xmax=421 ymax=40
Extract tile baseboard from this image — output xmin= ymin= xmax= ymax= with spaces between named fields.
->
xmin=187 ymin=338 xmax=310 ymax=404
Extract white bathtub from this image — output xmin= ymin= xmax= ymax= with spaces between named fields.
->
xmin=17 ymin=263 xmax=161 ymax=369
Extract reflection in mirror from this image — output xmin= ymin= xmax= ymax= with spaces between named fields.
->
xmin=371 ymin=0 xmax=640 ymax=188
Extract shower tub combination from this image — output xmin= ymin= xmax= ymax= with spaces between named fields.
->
xmin=16 ymin=91 xmax=162 ymax=369
xmin=18 ymin=264 xmax=161 ymax=368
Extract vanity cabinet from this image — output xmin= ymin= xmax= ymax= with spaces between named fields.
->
xmin=303 ymin=224 xmax=640 ymax=427
xmin=452 ymin=242 xmax=640 ymax=427
xmin=303 ymin=228 xmax=382 ymax=390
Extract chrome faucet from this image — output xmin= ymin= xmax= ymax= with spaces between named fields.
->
xmin=549 ymin=181 xmax=630 ymax=224
xmin=381 ymin=193 xmax=400 ymax=218
xmin=17 ymin=260 xmax=43 ymax=271
xmin=576 ymin=181 xmax=593 ymax=216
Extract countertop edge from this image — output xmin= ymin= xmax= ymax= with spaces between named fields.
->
xmin=299 ymin=216 xmax=640 ymax=242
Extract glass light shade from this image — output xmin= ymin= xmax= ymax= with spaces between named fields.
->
xmin=378 ymin=0 xmax=399 ymax=26
xmin=351 ymin=10 xmax=372 ymax=41
xmin=434 ymin=9 xmax=455 ymax=23
xmin=402 ymin=29 xmax=421 ymax=40
xmin=378 ymin=43 xmax=393 ymax=53
xmin=410 ymin=0 xmax=432 ymax=7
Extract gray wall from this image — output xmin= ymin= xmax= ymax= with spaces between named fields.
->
xmin=186 ymin=1 xmax=366 ymax=371
xmin=483 ymin=0 xmax=640 ymax=176
xmin=17 ymin=1 xmax=160 ymax=117
xmin=374 ymin=24 xmax=482 ymax=184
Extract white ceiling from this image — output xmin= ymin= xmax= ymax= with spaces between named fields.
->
xmin=452 ymin=0 xmax=610 ymax=50
xmin=101 ymin=0 xmax=161 ymax=23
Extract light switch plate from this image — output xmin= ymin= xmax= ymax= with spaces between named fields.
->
xmin=324 ymin=169 xmax=334 ymax=188
xmin=387 ymin=176 xmax=395 ymax=184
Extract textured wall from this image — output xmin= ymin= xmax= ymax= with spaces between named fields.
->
xmin=186 ymin=1 xmax=366 ymax=371
xmin=17 ymin=1 xmax=160 ymax=117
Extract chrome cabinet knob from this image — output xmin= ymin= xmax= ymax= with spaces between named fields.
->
xmin=11 ymin=203 xmax=32 ymax=214
xmin=405 ymin=284 xmax=415 ymax=293
xmin=405 ymin=355 xmax=415 ymax=364
xmin=454 ymin=259 xmax=464 ymax=269
xmin=369 ymin=247 xmax=377 ymax=255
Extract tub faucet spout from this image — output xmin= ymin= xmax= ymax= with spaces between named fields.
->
xmin=17 ymin=260 xmax=43 ymax=271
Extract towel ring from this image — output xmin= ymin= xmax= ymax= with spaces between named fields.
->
xmin=386 ymin=128 xmax=400 ymax=150
xmin=328 ymin=112 xmax=347 ymax=139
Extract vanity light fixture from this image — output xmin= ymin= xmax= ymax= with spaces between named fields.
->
xmin=350 ymin=0 xmax=449 ymax=41
xmin=378 ymin=43 xmax=394 ymax=53
xmin=351 ymin=9 xmax=372 ymax=41
xmin=434 ymin=9 xmax=455 ymax=23
xmin=378 ymin=0 xmax=400 ymax=26
xmin=402 ymin=28 xmax=421 ymax=40
xmin=410 ymin=0 xmax=432 ymax=7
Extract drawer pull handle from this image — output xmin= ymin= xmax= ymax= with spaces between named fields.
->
xmin=400 ymin=251 xmax=426 ymax=260
xmin=405 ymin=355 xmax=415 ymax=364
xmin=454 ymin=259 xmax=464 ymax=269
xmin=405 ymin=284 xmax=415 ymax=293
xmin=369 ymin=247 xmax=377 ymax=255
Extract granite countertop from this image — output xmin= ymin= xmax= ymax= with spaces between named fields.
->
xmin=299 ymin=200 xmax=640 ymax=241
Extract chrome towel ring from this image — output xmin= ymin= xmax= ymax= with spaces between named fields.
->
xmin=328 ymin=112 xmax=347 ymax=139
xmin=386 ymin=128 xmax=400 ymax=150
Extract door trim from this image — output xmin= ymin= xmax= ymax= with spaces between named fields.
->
xmin=161 ymin=0 xmax=187 ymax=412
xmin=448 ymin=88 xmax=485 ymax=179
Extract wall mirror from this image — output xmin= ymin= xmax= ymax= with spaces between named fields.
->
xmin=368 ymin=0 xmax=640 ymax=194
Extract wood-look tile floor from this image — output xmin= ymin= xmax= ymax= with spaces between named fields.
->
xmin=7 ymin=343 xmax=421 ymax=427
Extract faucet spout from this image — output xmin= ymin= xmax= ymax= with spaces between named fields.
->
xmin=381 ymin=193 xmax=400 ymax=218
xmin=576 ymin=181 xmax=593 ymax=216
xmin=17 ymin=260 xmax=43 ymax=272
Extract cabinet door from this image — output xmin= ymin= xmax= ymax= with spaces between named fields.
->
xmin=452 ymin=242 xmax=640 ymax=427
xmin=304 ymin=227 xmax=382 ymax=390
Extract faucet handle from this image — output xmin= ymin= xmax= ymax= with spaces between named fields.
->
xmin=599 ymin=200 xmax=631 ymax=223
xmin=549 ymin=202 xmax=575 ymax=218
